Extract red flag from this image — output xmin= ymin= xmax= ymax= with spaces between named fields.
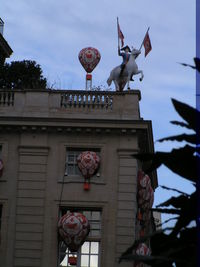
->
xmin=143 ymin=31 xmax=152 ymax=57
xmin=117 ymin=18 xmax=124 ymax=47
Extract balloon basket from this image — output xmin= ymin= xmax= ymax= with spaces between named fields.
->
xmin=86 ymin=74 xmax=92 ymax=90
xmin=68 ymin=256 xmax=77 ymax=266
xmin=84 ymin=181 xmax=90 ymax=191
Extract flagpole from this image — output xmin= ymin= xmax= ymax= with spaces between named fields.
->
xmin=139 ymin=27 xmax=150 ymax=51
xmin=117 ymin=17 xmax=120 ymax=48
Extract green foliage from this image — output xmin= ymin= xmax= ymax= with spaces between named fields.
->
xmin=0 ymin=60 xmax=47 ymax=89
xmin=119 ymin=97 xmax=198 ymax=265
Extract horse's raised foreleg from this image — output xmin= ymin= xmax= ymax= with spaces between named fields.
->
xmin=137 ymin=70 xmax=144 ymax=81
xmin=127 ymin=77 xmax=131 ymax=90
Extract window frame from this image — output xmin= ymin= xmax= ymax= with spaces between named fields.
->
xmin=64 ymin=147 xmax=102 ymax=182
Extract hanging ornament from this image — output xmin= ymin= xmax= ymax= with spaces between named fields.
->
xmin=78 ymin=47 xmax=101 ymax=90
xmin=58 ymin=212 xmax=90 ymax=252
xmin=135 ymin=243 xmax=151 ymax=267
xmin=138 ymin=170 xmax=151 ymax=189
xmin=136 ymin=243 xmax=151 ymax=256
xmin=0 ymin=159 xmax=4 ymax=177
xmin=137 ymin=170 xmax=154 ymax=213
xmin=77 ymin=151 xmax=100 ymax=190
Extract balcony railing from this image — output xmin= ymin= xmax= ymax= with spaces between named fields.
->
xmin=60 ymin=91 xmax=113 ymax=109
xmin=0 ymin=91 xmax=14 ymax=106
xmin=0 ymin=89 xmax=141 ymax=119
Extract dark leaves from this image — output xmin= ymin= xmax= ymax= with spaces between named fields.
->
xmin=0 ymin=60 xmax=47 ymax=90
xmin=171 ymin=98 xmax=200 ymax=131
xmin=170 ymin=120 xmax=192 ymax=129
xmin=156 ymin=217 xmax=179 ymax=228
xmin=122 ymin=95 xmax=198 ymax=267
xmin=151 ymin=208 xmax=181 ymax=215
xmin=179 ymin=57 xmax=200 ymax=72
xmin=157 ymin=133 xmax=196 ymax=144
xmin=134 ymin=145 xmax=197 ymax=182
xmin=155 ymin=192 xmax=197 ymax=237
xmin=120 ymin=229 xmax=196 ymax=267
xmin=178 ymin=62 xmax=196 ymax=70
xmin=157 ymin=195 xmax=189 ymax=209
xmin=170 ymin=192 xmax=197 ymax=236
xmin=194 ymin=57 xmax=200 ymax=72
xmin=159 ymin=185 xmax=190 ymax=196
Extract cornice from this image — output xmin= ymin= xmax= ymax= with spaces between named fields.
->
xmin=0 ymin=33 xmax=13 ymax=57
xmin=0 ymin=116 xmax=152 ymax=134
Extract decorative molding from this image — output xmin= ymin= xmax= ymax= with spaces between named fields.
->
xmin=58 ymin=177 xmax=106 ymax=185
xmin=0 ymin=124 xmax=142 ymax=135
xmin=18 ymin=146 xmax=49 ymax=156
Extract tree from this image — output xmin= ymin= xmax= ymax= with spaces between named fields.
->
xmin=0 ymin=60 xmax=47 ymax=89
xmin=119 ymin=59 xmax=199 ymax=267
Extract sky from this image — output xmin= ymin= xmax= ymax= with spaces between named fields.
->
xmin=1 ymin=0 xmax=196 ymax=224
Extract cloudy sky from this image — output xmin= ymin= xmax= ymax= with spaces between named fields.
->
xmin=1 ymin=1 xmax=196 ymax=220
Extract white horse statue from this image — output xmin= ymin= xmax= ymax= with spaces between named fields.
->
xmin=107 ymin=48 xmax=144 ymax=91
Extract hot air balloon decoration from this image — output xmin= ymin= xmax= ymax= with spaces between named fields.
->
xmin=137 ymin=170 xmax=154 ymax=238
xmin=58 ymin=212 xmax=90 ymax=253
xmin=136 ymin=243 xmax=150 ymax=256
xmin=137 ymin=170 xmax=154 ymax=213
xmin=78 ymin=47 xmax=101 ymax=90
xmin=135 ymin=243 xmax=151 ymax=267
xmin=77 ymin=151 xmax=100 ymax=190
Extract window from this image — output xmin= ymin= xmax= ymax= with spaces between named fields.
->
xmin=65 ymin=149 xmax=82 ymax=176
xmin=58 ymin=209 xmax=101 ymax=267
xmin=65 ymin=148 xmax=100 ymax=176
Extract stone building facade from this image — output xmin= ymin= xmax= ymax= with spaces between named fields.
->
xmin=0 ymin=18 xmax=13 ymax=65
xmin=0 ymin=89 xmax=157 ymax=267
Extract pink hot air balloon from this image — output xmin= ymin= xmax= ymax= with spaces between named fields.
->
xmin=78 ymin=47 xmax=101 ymax=90
xmin=58 ymin=212 xmax=90 ymax=252
xmin=135 ymin=243 xmax=151 ymax=267
xmin=136 ymin=243 xmax=151 ymax=256
xmin=77 ymin=151 xmax=100 ymax=190
xmin=79 ymin=47 xmax=101 ymax=73
xmin=137 ymin=170 xmax=154 ymax=224
xmin=138 ymin=170 xmax=151 ymax=189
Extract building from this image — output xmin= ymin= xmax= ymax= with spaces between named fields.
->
xmin=0 ymin=89 xmax=157 ymax=267
xmin=0 ymin=18 xmax=13 ymax=65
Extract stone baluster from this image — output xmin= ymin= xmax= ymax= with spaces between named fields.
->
xmin=92 ymin=94 xmax=96 ymax=107
xmin=60 ymin=91 xmax=114 ymax=110
xmin=101 ymin=95 xmax=105 ymax=108
xmin=78 ymin=94 xmax=82 ymax=107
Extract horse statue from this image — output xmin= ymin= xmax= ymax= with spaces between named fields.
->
xmin=107 ymin=47 xmax=144 ymax=91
